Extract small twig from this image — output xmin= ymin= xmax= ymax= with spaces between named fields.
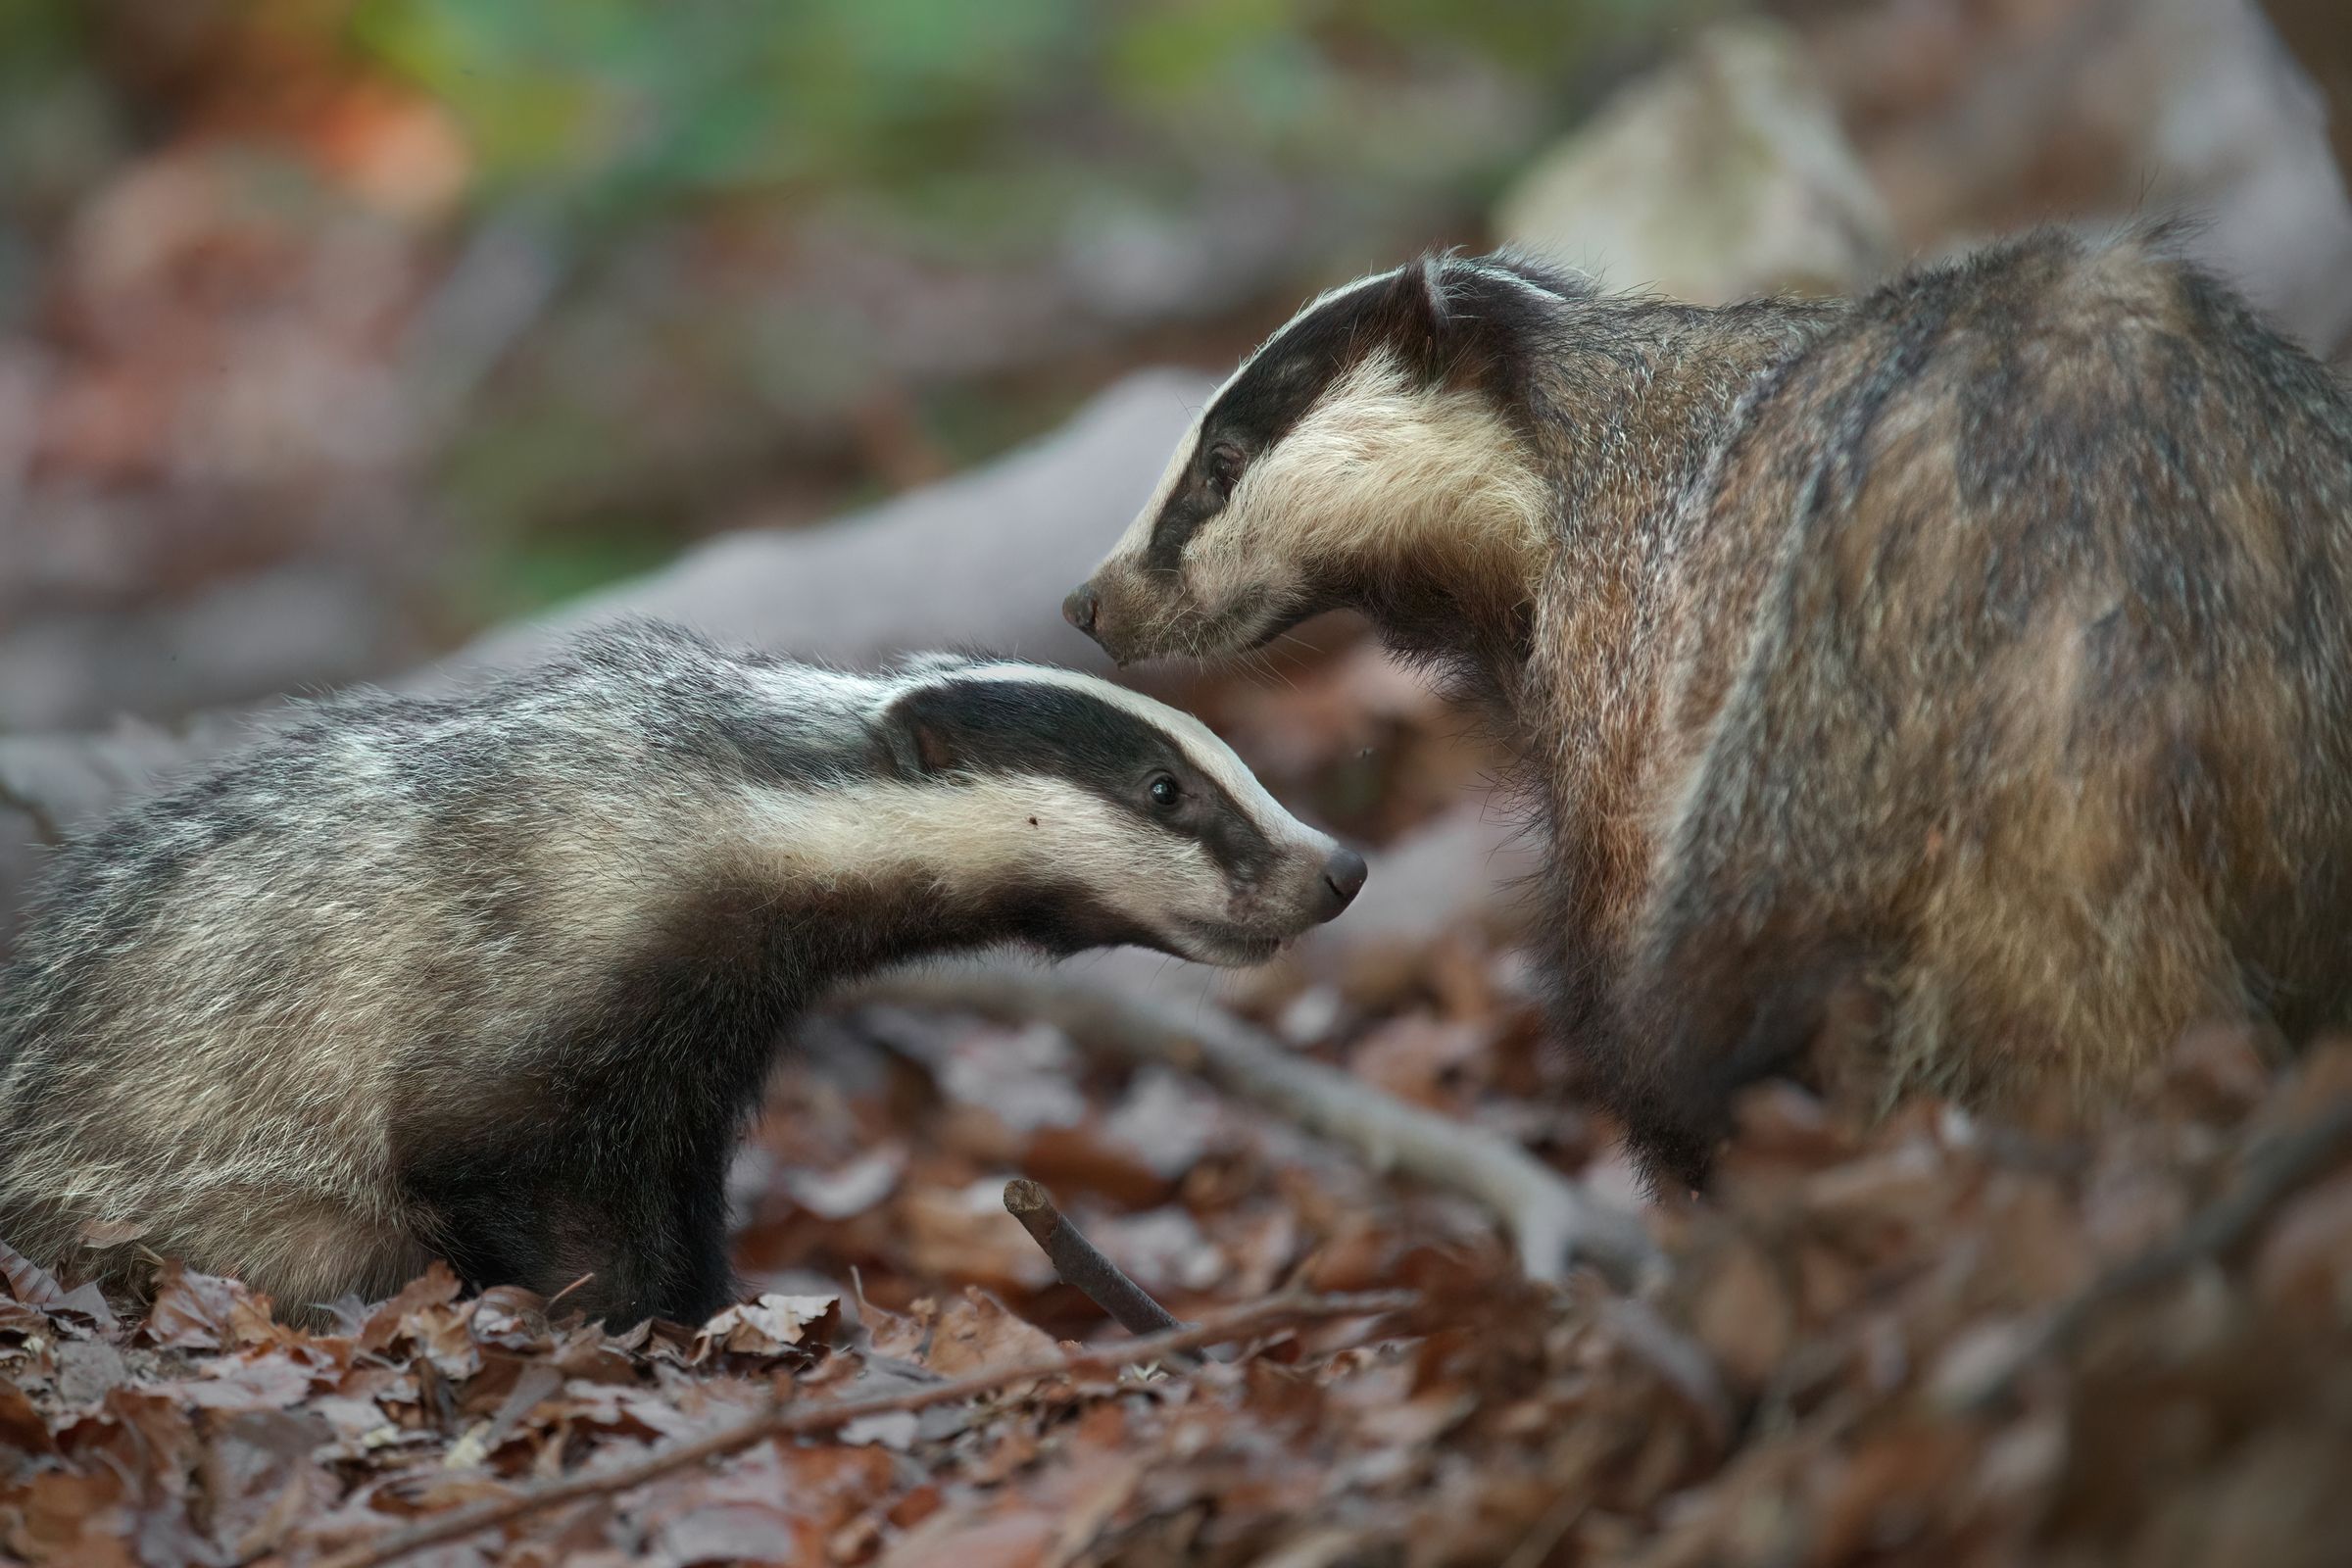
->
xmin=315 ymin=1287 xmax=1413 ymax=1568
xmin=1953 ymin=1092 xmax=2352 ymax=1413
xmin=1004 ymin=1179 xmax=1184 ymax=1337
xmin=542 ymin=1271 xmax=596 ymax=1314
xmin=1598 ymin=1296 xmax=1735 ymax=1450
xmin=1498 ymin=1490 xmax=1591 ymax=1568
xmin=841 ymin=971 xmax=1662 ymax=1289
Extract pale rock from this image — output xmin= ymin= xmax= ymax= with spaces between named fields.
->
xmin=1493 ymin=19 xmax=1893 ymax=304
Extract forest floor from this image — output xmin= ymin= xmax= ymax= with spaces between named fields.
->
xmin=6 ymin=644 xmax=2351 ymax=1568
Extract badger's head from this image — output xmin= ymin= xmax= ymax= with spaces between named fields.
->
xmin=863 ymin=661 xmax=1363 ymax=966
xmin=1064 ymin=254 xmax=1577 ymax=667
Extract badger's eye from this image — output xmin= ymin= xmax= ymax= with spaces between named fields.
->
xmin=1204 ymin=443 xmax=1242 ymax=500
xmin=1147 ymin=773 xmax=1183 ymax=810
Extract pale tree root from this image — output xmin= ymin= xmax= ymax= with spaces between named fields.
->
xmin=837 ymin=970 xmax=1663 ymax=1291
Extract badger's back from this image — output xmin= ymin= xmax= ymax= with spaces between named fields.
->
xmin=0 ymin=626 xmax=849 ymax=1300
xmin=1554 ymin=225 xmax=2352 ymax=1180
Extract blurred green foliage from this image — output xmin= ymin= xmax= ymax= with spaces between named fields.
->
xmin=346 ymin=0 xmax=1690 ymax=226
xmin=0 ymin=1 xmax=122 ymax=233
xmin=342 ymin=0 xmax=1714 ymax=616
xmin=353 ymin=0 xmax=1092 ymax=203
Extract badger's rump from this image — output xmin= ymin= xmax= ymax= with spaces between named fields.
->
xmin=1577 ymin=227 xmax=2352 ymax=1179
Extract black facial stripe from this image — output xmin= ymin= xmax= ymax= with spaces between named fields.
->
xmin=1183 ymin=771 xmax=1283 ymax=885
xmin=895 ymin=681 xmax=1281 ymax=882
xmin=1142 ymin=474 xmax=1225 ymax=571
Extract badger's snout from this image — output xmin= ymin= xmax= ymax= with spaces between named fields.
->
xmin=1317 ymin=847 xmax=1367 ymax=920
xmin=1187 ymin=839 xmax=1366 ymax=964
xmin=1064 ymin=580 xmax=1127 ymax=662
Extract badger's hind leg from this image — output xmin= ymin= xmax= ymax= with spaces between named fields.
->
xmin=1613 ymin=676 xmax=2254 ymax=1192
xmin=1879 ymin=790 xmax=2251 ymax=1109
xmin=1605 ymin=898 xmax=1885 ymax=1193
xmin=1614 ymin=820 xmax=2246 ymax=1193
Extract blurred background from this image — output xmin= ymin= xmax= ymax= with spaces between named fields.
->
xmin=10 ymin=9 xmax=2352 ymax=1550
xmin=0 ymin=0 xmax=2348 ymax=902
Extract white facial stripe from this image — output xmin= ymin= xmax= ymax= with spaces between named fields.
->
xmin=1216 ymin=347 xmax=1546 ymax=566
xmin=925 ymin=663 xmax=1330 ymax=853
xmin=1211 ymin=265 xmax=1406 ymax=407
xmin=739 ymin=774 xmax=1191 ymax=870
xmin=1112 ymin=266 xmax=1411 ymax=567
xmin=732 ymin=773 xmax=1236 ymax=948
xmin=1277 ymin=267 xmax=1407 ymax=353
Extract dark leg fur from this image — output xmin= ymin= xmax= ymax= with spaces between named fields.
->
xmin=654 ymin=1144 xmax=742 ymax=1325
xmin=403 ymin=1142 xmax=737 ymax=1327
xmin=1597 ymin=916 xmax=1875 ymax=1193
xmin=393 ymin=931 xmax=791 ymax=1326
xmin=394 ymin=1042 xmax=750 ymax=1329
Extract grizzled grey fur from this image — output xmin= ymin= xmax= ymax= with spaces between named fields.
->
xmin=0 ymin=620 xmax=1356 ymax=1322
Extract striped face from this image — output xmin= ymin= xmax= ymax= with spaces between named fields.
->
xmin=874 ymin=663 xmax=1364 ymax=964
xmin=1065 ymin=255 xmax=1566 ymax=666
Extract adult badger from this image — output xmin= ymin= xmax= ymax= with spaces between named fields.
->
xmin=0 ymin=620 xmax=1365 ymax=1323
xmin=1065 ymin=225 xmax=2352 ymax=1189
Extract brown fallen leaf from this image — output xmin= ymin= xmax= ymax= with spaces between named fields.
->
xmin=0 ymin=1379 xmax=53 ymax=1456
xmin=0 ymin=1239 xmax=72 ymax=1307
xmin=0 ymin=1237 xmax=118 ymax=1338
xmin=915 ymin=1288 xmax=1064 ymax=1378
xmin=1348 ymin=1013 xmax=1490 ymax=1109
xmin=899 ymin=1180 xmax=1058 ymax=1291
xmin=355 ymin=1262 xmax=466 ymax=1354
xmin=141 ymin=1261 xmax=266 ymax=1351
xmin=197 ymin=1406 xmax=334 ymax=1559
xmin=1687 ymin=1236 xmax=1796 ymax=1396
xmin=691 ymin=1292 xmax=842 ymax=1363
xmin=2251 ymin=1167 xmax=2352 ymax=1321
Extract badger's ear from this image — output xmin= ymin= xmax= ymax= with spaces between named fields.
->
xmin=872 ymin=686 xmax=968 ymax=779
xmin=1386 ymin=254 xmax=1459 ymax=368
xmin=1414 ymin=254 xmax=1456 ymax=330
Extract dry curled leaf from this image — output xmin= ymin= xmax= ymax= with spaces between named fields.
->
xmin=0 ymin=1237 xmax=117 ymax=1337
xmin=692 ymin=1293 xmax=842 ymax=1363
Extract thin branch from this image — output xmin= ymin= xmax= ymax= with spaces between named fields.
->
xmin=1004 ymin=1178 xmax=1185 ymax=1337
xmin=1498 ymin=1490 xmax=1591 ymax=1568
xmin=314 ymin=1287 xmax=1413 ymax=1568
xmin=1951 ymin=1092 xmax=2352 ymax=1413
xmin=843 ymin=971 xmax=1661 ymax=1289
xmin=1598 ymin=1296 xmax=1734 ymax=1450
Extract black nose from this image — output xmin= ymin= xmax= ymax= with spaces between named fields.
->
xmin=1318 ymin=848 xmax=1367 ymax=918
xmin=1062 ymin=585 xmax=1099 ymax=634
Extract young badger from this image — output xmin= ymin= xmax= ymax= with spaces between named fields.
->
xmin=0 ymin=620 xmax=1365 ymax=1322
xmin=1065 ymin=226 xmax=2352 ymax=1188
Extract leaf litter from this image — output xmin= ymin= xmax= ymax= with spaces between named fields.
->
xmin=5 ymin=646 xmax=2351 ymax=1566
